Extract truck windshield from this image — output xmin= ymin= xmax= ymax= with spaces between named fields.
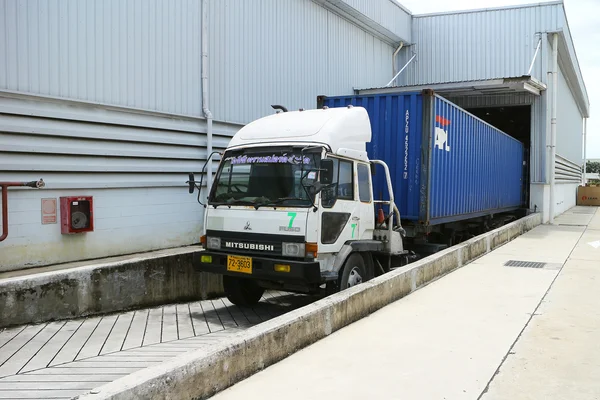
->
xmin=209 ymin=147 xmax=322 ymax=208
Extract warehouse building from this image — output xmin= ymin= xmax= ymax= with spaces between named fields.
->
xmin=374 ymin=1 xmax=589 ymax=223
xmin=0 ymin=0 xmax=588 ymax=271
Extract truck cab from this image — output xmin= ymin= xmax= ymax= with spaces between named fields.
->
xmin=191 ymin=106 xmax=408 ymax=305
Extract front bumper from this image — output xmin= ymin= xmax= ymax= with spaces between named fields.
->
xmin=193 ymin=251 xmax=322 ymax=284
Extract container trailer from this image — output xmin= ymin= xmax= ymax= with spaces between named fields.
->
xmin=319 ymin=90 xmax=526 ymax=251
xmin=188 ymin=90 xmax=526 ymax=304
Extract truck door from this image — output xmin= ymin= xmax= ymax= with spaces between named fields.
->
xmin=356 ymin=162 xmax=375 ymax=240
xmin=318 ymin=157 xmax=362 ymax=253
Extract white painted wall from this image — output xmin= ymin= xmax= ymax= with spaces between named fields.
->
xmin=1 ymin=187 xmax=202 ymax=271
xmin=530 ymin=182 xmax=577 ymax=224
xmin=553 ymin=183 xmax=579 ymax=217
xmin=530 ymin=183 xmax=550 ymax=223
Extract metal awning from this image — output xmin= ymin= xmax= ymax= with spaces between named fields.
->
xmin=356 ymin=76 xmax=547 ymax=97
xmin=311 ymin=0 xmax=412 ymax=45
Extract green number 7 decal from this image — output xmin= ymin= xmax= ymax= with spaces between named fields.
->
xmin=351 ymin=223 xmax=357 ymax=238
xmin=288 ymin=212 xmax=297 ymax=228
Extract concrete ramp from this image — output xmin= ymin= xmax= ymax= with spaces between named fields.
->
xmin=74 ymin=212 xmax=544 ymax=400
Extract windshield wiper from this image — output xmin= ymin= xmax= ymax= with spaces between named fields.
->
xmin=212 ymin=196 xmax=306 ymax=210
xmin=253 ymin=197 xmax=305 ymax=209
xmin=211 ymin=198 xmax=254 ymax=208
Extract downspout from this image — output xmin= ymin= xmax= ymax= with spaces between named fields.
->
xmin=201 ymin=0 xmax=213 ymax=200
xmin=391 ymin=42 xmax=404 ymax=87
xmin=549 ymin=33 xmax=558 ymax=224
xmin=583 ymin=118 xmax=587 ymax=184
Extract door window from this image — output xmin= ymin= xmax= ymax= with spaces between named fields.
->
xmin=321 ymin=158 xmax=354 ymax=208
xmin=357 ymin=164 xmax=371 ymax=202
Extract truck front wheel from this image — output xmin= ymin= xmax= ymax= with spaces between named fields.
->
xmin=223 ymin=276 xmax=265 ymax=306
xmin=339 ymin=253 xmax=367 ymax=290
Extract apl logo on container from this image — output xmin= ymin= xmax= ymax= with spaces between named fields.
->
xmin=435 ymin=115 xmax=451 ymax=152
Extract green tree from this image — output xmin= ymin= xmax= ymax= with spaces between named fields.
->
xmin=585 ymin=161 xmax=600 ymax=173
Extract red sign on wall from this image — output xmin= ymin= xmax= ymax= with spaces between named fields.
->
xmin=41 ymin=198 xmax=57 ymax=224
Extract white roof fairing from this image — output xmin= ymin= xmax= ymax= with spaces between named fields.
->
xmin=227 ymin=106 xmax=372 ymax=156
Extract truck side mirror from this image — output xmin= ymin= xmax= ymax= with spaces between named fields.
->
xmin=320 ymin=159 xmax=334 ymax=185
xmin=187 ymin=173 xmax=195 ymax=194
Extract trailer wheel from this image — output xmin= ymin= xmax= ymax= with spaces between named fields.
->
xmin=223 ymin=276 xmax=265 ymax=306
xmin=339 ymin=253 xmax=367 ymax=290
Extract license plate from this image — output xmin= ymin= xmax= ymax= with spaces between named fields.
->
xmin=227 ymin=255 xmax=253 ymax=274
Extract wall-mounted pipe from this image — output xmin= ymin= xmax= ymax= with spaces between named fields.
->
xmin=527 ymin=38 xmax=542 ymax=76
xmin=0 ymin=180 xmax=45 ymax=242
xmin=391 ymin=42 xmax=404 ymax=86
xmin=549 ymin=32 xmax=558 ymax=224
xmin=201 ymin=0 xmax=213 ymax=201
xmin=583 ymin=117 xmax=587 ymax=185
xmin=386 ymin=53 xmax=416 ymax=87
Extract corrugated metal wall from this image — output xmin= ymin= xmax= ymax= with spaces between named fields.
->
xmin=339 ymin=0 xmax=412 ymax=41
xmin=208 ymin=0 xmax=395 ymax=124
xmin=0 ymin=92 xmax=239 ymax=188
xmin=0 ymin=0 xmax=203 ymax=116
xmin=0 ymin=91 xmax=241 ymax=271
xmin=0 ymin=0 xmax=398 ymax=125
xmin=555 ymin=155 xmax=581 ymax=183
xmin=445 ymin=93 xmax=546 ymax=184
xmin=558 ymin=9 xmax=589 ymax=114
xmin=407 ymin=3 xmax=563 ymax=86
xmin=556 ymin=65 xmax=584 ymax=166
xmin=0 ymin=0 xmax=402 ymax=270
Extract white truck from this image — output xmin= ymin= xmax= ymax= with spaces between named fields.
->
xmin=188 ymin=105 xmax=412 ymax=305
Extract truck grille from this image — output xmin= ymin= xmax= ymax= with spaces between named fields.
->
xmin=206 ymin=230 xmax=303 ymax=257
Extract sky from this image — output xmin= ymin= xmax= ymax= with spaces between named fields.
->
xmin=398 ymin=0 xmax=600 ymax=160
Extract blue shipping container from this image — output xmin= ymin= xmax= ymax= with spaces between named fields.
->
xmin=319 ymin=91 xmax=525 ymax=226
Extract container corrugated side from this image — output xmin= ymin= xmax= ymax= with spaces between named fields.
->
xmin=427 ymin=95 xmax=524 ymax=224
xmin=319 ymin=93 xmax=423 ymax=221
xmin=319 ymin=92 xmax=525 ymax=226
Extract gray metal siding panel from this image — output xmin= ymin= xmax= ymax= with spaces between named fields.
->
xmin=0 ymin=92 xmax=241 ymax=189
xmin=0 ymin=92 xmax=243 ymax=269
xmin=408 ymin=3 xmax=563 ymax=86
xmin=555 ymin=154 xmax=581 ymax=183
xmin=340 ymin=0 xmax=412 ymax=42
xmin=556 ymin=65 xmax=583 ymax=166
xmin=1 ymin=0 xmax=397 ymax=124
xmin=0 ymin=0 xmax=203 ymax=116
xmin=209 ymin=0 xmax=394 ymax=124
xmin=559 ymin=7 xmax=589 ymax=112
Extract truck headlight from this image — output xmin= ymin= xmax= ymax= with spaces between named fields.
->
xmin=282 ymin=242 xmax=305 ymax=257
xmin=207 ymin=237 xmax=221 ymax=250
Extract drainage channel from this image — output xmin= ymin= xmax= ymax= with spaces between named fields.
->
xmin=0 ymin=292 xmax=319 ymax=400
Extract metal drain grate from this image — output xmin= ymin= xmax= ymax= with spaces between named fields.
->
xmin=504 ymin=260 xmax=547 ymax=269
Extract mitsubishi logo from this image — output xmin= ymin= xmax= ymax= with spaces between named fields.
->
xmin=244 ymin=221 xmax=252 ymax=231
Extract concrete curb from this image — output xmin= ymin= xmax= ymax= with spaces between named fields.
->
xmin=0 ymin=246 xmax=223 ymax=328
xmin=74 ymin=213 xmax=542 ymax=400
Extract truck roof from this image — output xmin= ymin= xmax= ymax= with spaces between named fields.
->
xmin=227 ymin=106 xmax=372 ymax=160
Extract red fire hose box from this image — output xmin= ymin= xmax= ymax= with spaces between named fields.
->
xmin=60 ymin=196 xmax=94 ymax=234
